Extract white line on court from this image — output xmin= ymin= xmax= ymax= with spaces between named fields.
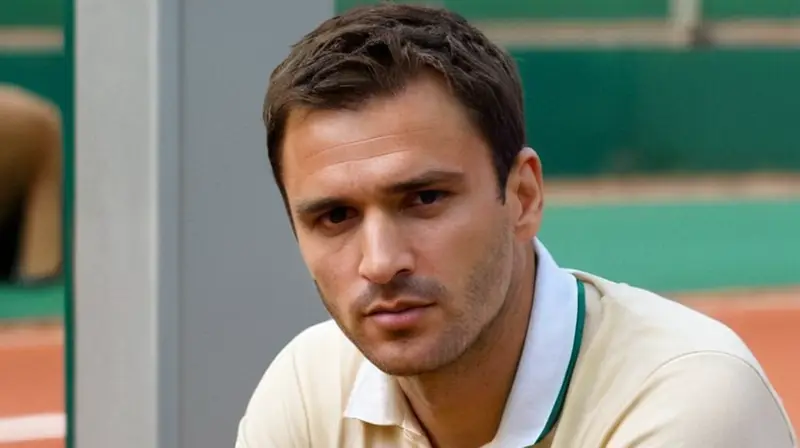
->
xmin=0 ymin=28 xmax=63 ymax=52
xmin=475 ymin=19 xmax=800 ymax=48
xmin=0 ymin=413 xmax=65 ymax=443
xmin=0 ymin=323 xmax=64 ymax=350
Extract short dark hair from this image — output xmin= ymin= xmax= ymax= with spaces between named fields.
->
xmin=264 ymin=3 xmax=526 ymax=205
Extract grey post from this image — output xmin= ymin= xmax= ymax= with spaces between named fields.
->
xmin=74 ymin=0 xmax=333 ymax=446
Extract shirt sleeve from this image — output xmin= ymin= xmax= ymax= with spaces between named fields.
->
xmin=606 ymin=351 xmax=796 ymax=448
xmin=235 ymin=340 xmax=311 ymax=448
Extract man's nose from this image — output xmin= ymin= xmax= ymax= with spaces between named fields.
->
xmin=358 ymin=212 xmax=414 ymax=285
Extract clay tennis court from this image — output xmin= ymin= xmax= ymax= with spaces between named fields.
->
xmin=0 ymin=321 xmax=63 ymax=447
xmin=1 ymin=175 xmax=798 ymax=447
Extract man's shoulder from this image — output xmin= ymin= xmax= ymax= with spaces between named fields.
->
xmin=569 ymin=270 xmax=772 ymax=407
xmin=237 ymin=320 xmax=364 ymax=447
xmin=559 ymin=272 xmax=795 ymax=445
xmin=238 ymin=320 xmax=366 ymax=445
xmin=575 ymin=270 xmax=757 ymax=363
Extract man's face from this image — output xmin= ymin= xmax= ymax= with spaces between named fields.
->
xmin=281 ymin=75 xmax=540 ymax=376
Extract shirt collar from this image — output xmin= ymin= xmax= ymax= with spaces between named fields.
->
xmin=343 ymin=238 xmax=580 ymax=445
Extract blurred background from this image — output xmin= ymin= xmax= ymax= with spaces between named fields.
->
xmin=0 ymin=0 xmax=797 ymax=446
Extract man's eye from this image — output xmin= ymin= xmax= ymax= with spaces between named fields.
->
xmin=415 ymin=190 xmax=445 ymax=206
xmin=324 ymin=207 xmax=352 ymax=225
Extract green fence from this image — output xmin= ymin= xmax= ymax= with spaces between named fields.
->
xmin=0 ymin=54 xmax=67 ymax=105
xmin=0 ymin=0 xmax=63 ymax=26
xmin=338 ymin=0 xmax=667 ymax=20
xmin=9 ymin=0 xmax=796 ymax=30
xmin=0 ymin=0 xmax=66 ymax=109
xmin=704 ymin=0 xmax=800 ymax=19
xmin=337 ymin=0 xmax=800 ymax=20
xmin=517 ymin=49 xmax=800 ymax=177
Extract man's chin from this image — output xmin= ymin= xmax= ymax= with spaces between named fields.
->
xmin=363 ymin=342 xmax=450 ymax=377
xmin=371 ymin=359 xmax=437 ymax=377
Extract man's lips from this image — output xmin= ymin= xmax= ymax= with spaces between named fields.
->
xmin=365 ymin=299 xmax=435 ymax=331
xmin=365 ymin=298 xmax=434 ymax=316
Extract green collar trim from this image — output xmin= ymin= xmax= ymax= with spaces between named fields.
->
xmin=531 ymin=279 xmax=586 ymax=445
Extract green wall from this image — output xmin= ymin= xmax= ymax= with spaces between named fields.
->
xmin=540 ymin=199 xmax=800 ymax=293
xmin=516 ymin=49 xmax=800 ymax=177
xmin=704 ymin=0 xmax=800 ymax=19
xmin=0 ymin=0 xmax=63 ymax=26
xmin=337 ymin=0 xmax=800 ymax=20
xmin=0 ymin=0 xmax=66 ymax=107
xmin=337 ymin=0 xmax=667 ymax=19
xmin=0 ymin=54 xmax=68 ymax=107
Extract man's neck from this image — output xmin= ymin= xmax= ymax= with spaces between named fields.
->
xmin=398 ymin=245 xmax=536 ymax=448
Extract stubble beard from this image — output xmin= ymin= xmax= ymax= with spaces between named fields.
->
xmin=335 ymin=224 xmax=515 ymax=377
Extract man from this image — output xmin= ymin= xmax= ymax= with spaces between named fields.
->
xmin=0 ymin=84 xmax=62 ymax=283
xmin=237 ymin=4 xmax=795 ymax=447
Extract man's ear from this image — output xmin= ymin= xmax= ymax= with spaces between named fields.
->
xmin=503 ymin=147 xmax=544 ymax=241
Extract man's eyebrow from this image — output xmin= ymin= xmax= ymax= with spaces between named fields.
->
xmin=293 ymin=197 xmax=346 ymax=217
xmin=292 ymin=169 xmax=465 ymax=217
xmin=382 ymin=169 xmax=465 ymax=195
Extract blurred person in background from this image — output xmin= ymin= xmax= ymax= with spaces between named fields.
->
xmin=0 ymin=84 xmax=62 ymax=284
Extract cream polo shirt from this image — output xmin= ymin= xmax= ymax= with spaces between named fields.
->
xmin=236 ymin=240 xmax=796 ymax=447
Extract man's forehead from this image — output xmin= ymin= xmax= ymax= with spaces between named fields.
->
xmin=286 ymin=118 xmax=441 ymax=170
xmin=281 ymin=77 xmax=475 ymax=166
xmin=282 ymin=122 xmax=480 ymax=197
